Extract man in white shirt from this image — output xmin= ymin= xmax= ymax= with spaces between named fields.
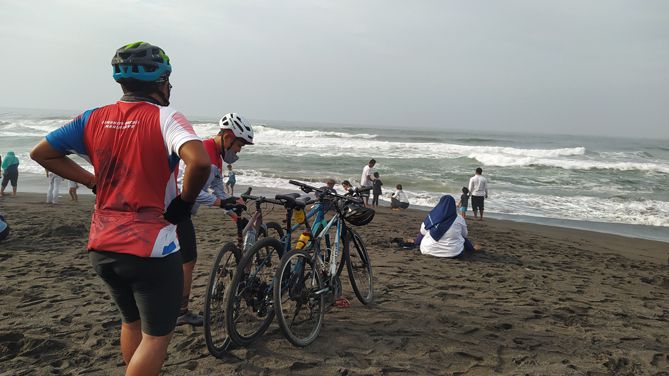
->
xmin=360 ymin=159 xmax=376 ymax=207
xmin=468 ymin=167 xmax=488 ymax=220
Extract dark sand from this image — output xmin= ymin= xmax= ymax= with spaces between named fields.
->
xmin=1 ymin=193 xmax=668 ymax=375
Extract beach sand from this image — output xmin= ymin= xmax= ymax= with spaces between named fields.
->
xmin=1 ymin=193 xmax=668 ymax=375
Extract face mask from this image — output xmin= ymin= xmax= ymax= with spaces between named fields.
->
xmin=222 ymin=148 xmax=239 ymax=164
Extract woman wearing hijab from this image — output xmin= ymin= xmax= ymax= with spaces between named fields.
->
xmin=418 ymin=195 xmax=479 ymax=258
xmin=1 ymin=151 xmax=19 ymax=197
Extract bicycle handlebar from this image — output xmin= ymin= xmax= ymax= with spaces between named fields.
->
xmin=241 ymin=193 xmax=284 ymax=206
xmin=288 ymin=180 xmax=363 ymax=204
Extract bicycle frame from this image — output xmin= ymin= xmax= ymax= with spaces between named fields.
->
xmin=310 ymin=208 xmax=343 ymax=278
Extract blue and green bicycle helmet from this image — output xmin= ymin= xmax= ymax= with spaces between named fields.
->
xmin=112 ymin=41 xmax=171 ymax=82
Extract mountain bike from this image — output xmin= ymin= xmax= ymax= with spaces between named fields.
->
xmin=272 ymin=180 xmax=374 ymax=347
xmin=203 ymin=191 xmax=284 ymax=358
xmin=223 ymin=192 xmax=316 ymax=347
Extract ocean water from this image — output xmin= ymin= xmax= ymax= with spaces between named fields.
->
xmin=1 ymin=107 xmax=668 ymax=240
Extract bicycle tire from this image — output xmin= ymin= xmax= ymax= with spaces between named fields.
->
xmin=273 ymin=249 xmax=324 ymax=347
xmin=264 ymin=221 xmax=285 ymax=240
xmin=224 ymin=237 xmax=282 ymax=346
xmin=203 ymin=242 xmax=240 ymax=358
xmin=345 ymin=230 xmax=374 ymax=305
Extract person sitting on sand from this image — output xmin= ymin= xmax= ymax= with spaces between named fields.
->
xmin=391 ymin=184 xmax=410 ymax=210
xmin=418 ymin=195 xmax=480 ymax=258
xmin=321 ymin=178 xmax=336 ymax=193
xmin=341 ymin=180 xmax=354 ymax=195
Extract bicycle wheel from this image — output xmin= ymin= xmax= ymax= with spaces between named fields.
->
xmin=203 ymin=242 xmax=240 ymax=358
xmin=264 ymin=221 xmax=284 ymax=240
xmin=345 ymin=230 xmax=374 ymax=305
xmin=224 ymin=237 xmax=282 ymax=346
xmin=273 ymin=249 xmax=324 ymax=347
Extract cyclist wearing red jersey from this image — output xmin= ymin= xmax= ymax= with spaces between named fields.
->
xmin=176 ymin=113 xmax=254 ymax=326
xmin=30 ymin=42 xmax=210 ymax=376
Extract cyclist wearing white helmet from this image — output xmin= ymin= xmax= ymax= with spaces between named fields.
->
xmin=175 ymin=112 xmax=254 ymax=326
xmin=219 ymin=112 xmax=255 ymax=161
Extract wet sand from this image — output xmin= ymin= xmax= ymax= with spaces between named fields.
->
xmin=1 ymin=193 xmax=668 ymax=375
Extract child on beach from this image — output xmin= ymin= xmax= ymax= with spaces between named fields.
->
xmin=391 ymin=184 xmax=410 ymax=210
xmin=224 ymin=164 xmax=236 ymax=195
xmin=372 ymin=172 xmax=383 ymax=207
xmin=68 ymin=180 xmax=79 ymax=202
xmin=458 ymin=187 xmax=469 ymax=218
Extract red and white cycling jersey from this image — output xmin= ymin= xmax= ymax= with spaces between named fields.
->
xmin=46 ymin=101 xmax=201 ymax=257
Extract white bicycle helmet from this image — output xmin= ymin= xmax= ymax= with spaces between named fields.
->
xmin=219 ymin=113 xmax=254 ymax=145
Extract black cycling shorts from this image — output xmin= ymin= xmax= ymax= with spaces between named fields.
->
xmin=471 ymin=196 xmax=485 ymax=211
xmin=177 ymin=217 xmax=197 ymax=264
xmin=89 ymin=250 xmax=183 ymax=336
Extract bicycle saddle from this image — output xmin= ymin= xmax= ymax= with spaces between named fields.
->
xmin=275 ymin=193 xmax=309 ymax=209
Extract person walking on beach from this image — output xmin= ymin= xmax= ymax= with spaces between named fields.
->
xmin=372 ymin=172 xmax=383 ymax=207
xmin=391 ymin=184 xmax=410 ymax=210
xmin=46 ymin=169 xmax=63 ymax=204
xmin=175 ymin=112 xmax=254 ymax=326
xmin=1 ymin=151 xmax=19 ymax=197
xmin=68 ymin=180 xmax=79 ymax=202
xmin=468 ymin=167 xmax=488 ymax=220
xmin=224 ymin=163 xmax=236 ymax=195
xmin=30 ymin=41 xmax=210 ymax=376
xmin=360 ymin=159 xmax=376 ymax=207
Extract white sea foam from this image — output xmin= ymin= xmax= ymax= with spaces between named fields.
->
xmin=3 ymin=114 xmax=668 ymax=228
xmin=228 ymin=173 xmax=669 ymax=227
xmin=470 ymin=153 xmax=669 ymax=173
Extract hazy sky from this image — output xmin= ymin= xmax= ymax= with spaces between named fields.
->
xmin=0 ymin=0 xmax=667 ymax=138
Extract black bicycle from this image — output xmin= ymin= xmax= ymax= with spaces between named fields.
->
xmin=203 ymin=192 xmax=284 ymax=358
xmin=223 ymin=193 xmax=314 ymax=347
